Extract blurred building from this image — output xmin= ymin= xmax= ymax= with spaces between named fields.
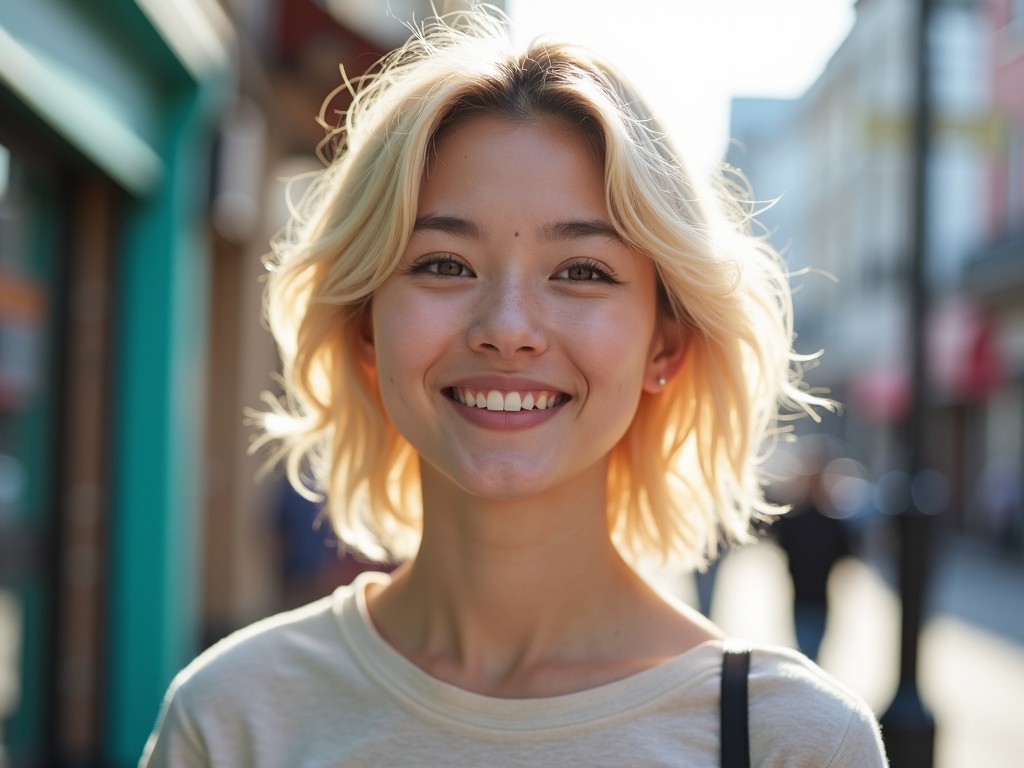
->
xmin=0 ymin=0 xmax=488 ymax=765
xmin=728 ymin=0 xmax=1020 ymax=541
xmin=962 ymin=0 xmax=1024 ymax=548
xmin=1 ymin=1 xmax=235 ymax=764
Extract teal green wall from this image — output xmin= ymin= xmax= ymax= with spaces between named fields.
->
xmin=0 ymin=0 xmax=230 ymax=763
xmin=108 ymin=85 xmax=216 ymax=762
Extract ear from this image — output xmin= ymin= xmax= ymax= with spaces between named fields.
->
xmin=354 ymin=304 xmax=377 ymax=368
xmin=642 ymin=317 xmax=689 ymax=394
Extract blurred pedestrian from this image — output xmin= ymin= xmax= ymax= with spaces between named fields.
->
xmin=273 ymin=476 xmax=393 ymax=610
xmin=140 ymin=8 xmax=885 ymax=766
xmin=770 ymin=438 xmax=853 ymax=661
xmin=976 ymin=457 xmax=1024 ymax=551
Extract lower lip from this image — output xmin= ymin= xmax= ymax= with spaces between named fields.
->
xmin=447 ymin=397 xmax=565 ymax=431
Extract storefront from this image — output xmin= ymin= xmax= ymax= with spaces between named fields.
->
xmin=0 ymin=1 xmax=232 ymax=763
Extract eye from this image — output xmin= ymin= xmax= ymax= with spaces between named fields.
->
xmin=554 ymin=259 xmax=619 ymax=283
xmin=411 ymin=253 xmax=474 ymax=278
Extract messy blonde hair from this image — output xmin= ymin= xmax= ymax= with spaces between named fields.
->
xmin=253 ymin=6 xmax=824 ymax=569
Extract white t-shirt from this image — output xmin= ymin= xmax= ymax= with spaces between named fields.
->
xmin=140 ymin=571 xmax=886 ymax=767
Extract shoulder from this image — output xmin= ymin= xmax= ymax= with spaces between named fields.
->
xmin=747 ymin=645 xmax=887 ymax=766
xmin=165 ymin=571 xmax=386 ymax=708
xmin=188 ymin=595 xmax=335 ymax=679
xmin=140 ymin=572 xmax=393 ymax=765
xmin=140 ymin=590 xmax=343 ymax=766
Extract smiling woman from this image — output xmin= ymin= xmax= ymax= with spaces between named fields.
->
xmin=139 ymin=6 xmax=887 ymax=767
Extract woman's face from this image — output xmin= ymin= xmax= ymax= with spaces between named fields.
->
xmin=365 ymin=114 xmax=672 ymax=503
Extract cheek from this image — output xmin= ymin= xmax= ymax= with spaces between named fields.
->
xmin=584 ymin=308 xmax=657 ymax=380
xmin=371 ymin=290 xmax=455 ymax=384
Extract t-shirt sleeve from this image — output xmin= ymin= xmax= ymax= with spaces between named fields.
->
xmin=138 ymin=681 xmax=207 ymax=768
xmin=748 ymin=648 xmax=888 ymax=767
xmin=824 ymin=698 xmax=887 ymax=768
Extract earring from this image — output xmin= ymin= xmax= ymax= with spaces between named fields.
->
xmin=657 ymin=375 xmax=667 ymax=387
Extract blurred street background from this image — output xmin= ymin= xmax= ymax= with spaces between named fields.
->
xmin=656 ymin=531 xmax=1024 ymax=768
xmin=1 ymin=0 xmax=1022 ymax=765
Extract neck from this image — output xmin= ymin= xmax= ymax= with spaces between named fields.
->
xmin=370 ymin=466 xmax=626 ymax=680
xmin=418 ymin=464 xmax=629 ymax=626
xmin=364 ymin=463 xmax=721 ymax=697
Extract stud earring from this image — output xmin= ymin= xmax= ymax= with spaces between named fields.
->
xmin=657 ymin=375 xmax=667 ymax=387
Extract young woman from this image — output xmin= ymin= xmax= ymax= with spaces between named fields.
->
xmin=141 ymin=8 xmax=886 ymax=766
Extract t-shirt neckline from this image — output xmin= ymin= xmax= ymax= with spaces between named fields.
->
xmin=332 ymin=570 xmax=724 ymax=738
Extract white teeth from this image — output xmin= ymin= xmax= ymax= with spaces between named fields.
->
xmin=452 ymin=388 xmax=561 ymax=412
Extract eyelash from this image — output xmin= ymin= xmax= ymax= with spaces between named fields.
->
xmin=409 ymin=253 xmax=473 ymax=278
xmin=555 ymin=259 xmax=620 ymax=284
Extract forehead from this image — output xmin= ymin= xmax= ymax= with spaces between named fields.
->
xmin=429 ymin=110 xmax=603 ymax=163
xmin=419 ymin=114 xmax=608 ymax=224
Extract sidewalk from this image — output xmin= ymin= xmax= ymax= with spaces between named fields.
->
xmin=661 ymin=535 xmax=1024 ymax=768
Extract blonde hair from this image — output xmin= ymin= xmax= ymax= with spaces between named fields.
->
xmin=253 ymin=7 xmax=825 ymax=569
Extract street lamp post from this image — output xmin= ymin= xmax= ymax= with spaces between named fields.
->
xmin=880 ymin=0 xmax=937 ymax=765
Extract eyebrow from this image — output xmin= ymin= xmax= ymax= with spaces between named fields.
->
xmin=539 ymin=219 xmax=623 ymax=243
xmin=413 ymin=214 xmax=623 ymax=243
xmin=413 ymin=214 xmax=481 ymax=238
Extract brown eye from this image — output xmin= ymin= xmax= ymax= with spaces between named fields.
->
xmin=555 ymin=259 xmax=618 ymax=283
xmin=411 ymin=254 xmax=474 ymax=278
xmin=567 ymin=265 xmax=597 ymax=281
xmin=436 ymin=259 xmax=464 ymax=276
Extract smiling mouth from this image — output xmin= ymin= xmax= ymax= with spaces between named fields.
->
xmin=446 ymin=387 xmax=569 ymax=412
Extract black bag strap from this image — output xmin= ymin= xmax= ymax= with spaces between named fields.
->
xmin=720 ymin=639 xmax=752 ymax=768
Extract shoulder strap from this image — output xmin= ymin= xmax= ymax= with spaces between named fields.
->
xmin=720 ymin=639 xmax=752 ymax=768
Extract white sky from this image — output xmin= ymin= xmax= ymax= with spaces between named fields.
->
xmin=507 ymin=0 xmax=855 ymax=172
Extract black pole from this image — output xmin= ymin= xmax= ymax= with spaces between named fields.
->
xmin=880 ymin=0 xmax=936 ymax=765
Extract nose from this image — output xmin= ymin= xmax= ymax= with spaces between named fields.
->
xmin=466 ymin=278 xmax=548 ymax=359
